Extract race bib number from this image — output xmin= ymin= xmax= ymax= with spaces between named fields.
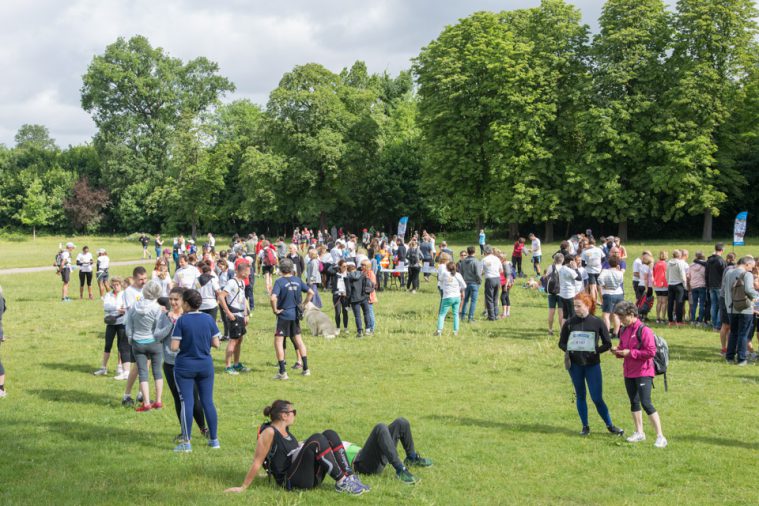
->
xmin=567 ymin=331 xmax=596 ymax=352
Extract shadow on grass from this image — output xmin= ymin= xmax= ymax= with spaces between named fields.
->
xmin=678 ymin=433 xmax=759 ymax=451
xmin=669 ymin=345 xmax=723 ymax=363
xmin=424 ymin=414 xmax=573 ymax=435
xmin=30 ymin=388 xmax=116 ymax=406
xmin=42 ymin=362 xmax=94 ymax=374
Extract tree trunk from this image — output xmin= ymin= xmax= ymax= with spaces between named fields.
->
xmin=565 ymin=221 xmax=571 ymax=238
xmin=617 ymin=219 xmax=628 ymax=242
xmin=320 ymin=211 xmax=327 ymax=233
xmin=191 ymin=221 xmax=197 ymax=241
xmin=509 ymin=222 xmax=519 ymax=240
xmin=702 ymin=209 xmax=713 ymax=242
xmin=544 ymin=221 xmax=554 ymax=243
xmin=33 ymin=226 xmax=36 ymax=240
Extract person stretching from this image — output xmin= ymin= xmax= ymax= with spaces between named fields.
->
xmin=225 ymin=400 xmax=369 ymax=495
xmin=558 ymin=293 xmax=624 ymax=437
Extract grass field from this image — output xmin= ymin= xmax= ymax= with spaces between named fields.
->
xmin=0 ymin=236 xmax=757 ymax=505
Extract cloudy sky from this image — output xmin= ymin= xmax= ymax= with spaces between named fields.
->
xmin=0 ymin=0 xmax=607 ymax=148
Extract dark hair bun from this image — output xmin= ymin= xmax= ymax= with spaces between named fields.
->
xmin=263 ymin=405 xmax=272 ymax=417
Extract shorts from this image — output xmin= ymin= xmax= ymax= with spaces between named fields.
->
xmin=275 ymin=318 xmax=301 ymax=338
xmin=602 ymin=294 xmax=624 ymax=313
xmin=655 ymin=289 xmax=668 ymax=296
xmin=547 ymin=293 xmax=560 ymax=309
xmin=97 ymin=269 xmax=109 ymax=282
xmin=61 ymin=269 xmax=71 ymax=283
xmin=262 ymin=265 xmax=274 ymax=275
xmin=719 ymin=297 xmax=729 ymax=327
xmin=228 ymin=315 xmax=247 ymax=339
xmin=532 ymin=255 xmax=542 ymax=264
xmin=586 ymin=273 xmax=599 ymax=285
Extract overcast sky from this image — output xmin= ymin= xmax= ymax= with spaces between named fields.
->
xmin=0 ymin=0 xmax=607 ymax=148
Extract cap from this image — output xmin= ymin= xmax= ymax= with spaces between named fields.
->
xmin=97 ymin=248 xmax=106 ymax=254
xmin=66 ymin=242 xmax=75 ymax=248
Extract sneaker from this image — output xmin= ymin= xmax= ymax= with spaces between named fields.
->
xmin=233 ymin=363 xmax=251 ymax=373
xmin=173 ymin=441 xmax=192 ymax=453
xmin=93 ymin=368 xmax=107 ymax=376
xmin=0 ymin=390 xmax=6 ymax=399
xmin=151 ymin=401 xmax=163 ymax=410
xmin=225 ymin=367 xmax=240 ymax=375
xmin=626 ymin=432 xmax=646 ymax=443
xmin=433 ymin=330 xmax=442 ymax=336
xmin=737 ymin=360 xmax=749 ymax=366
xmin=116 ymin=366 xmax=124 ymax=376
xmin=396 ymin=467 xmax=419 ymax=485
xmin=136 ymin=392 xmax=144 ymax=403
xmin=208 ymin=439 xmax=221 ymax=449
xmin=200 ymin=428 xmax=210 ymax=440
xmin=292 ymin=362 xmax=303 ymax=370
xmin=335 ymin=476 xmax=366 ymax=495
xmin=135 ymin=404 xmax=152 ymax=413
xmin=580 ymin=426 xmax=590 ymax=436
xmin=302 ymin=369 xmax=311 ymax=377
xmin=365 ymin=329 xmax=374 ymax=336
xmin=356 ymin=331 xmax=364 ymax=338
xmin=114 ymin=372 xmax=128 ymax=380
xmin=404 ymin=454 xmax=433 ymax=467
xmin=654 ymin=435 xmax=668 ymax=448
xmin=273 ymin=372 xmax=289 ymax=380
xmin=173 ymin=433 xmax=185 ymax=443
xmin=607 ymin=425 xmax=624 ymax=436
xmin=121 ymin=396 xmax=134 ymax=407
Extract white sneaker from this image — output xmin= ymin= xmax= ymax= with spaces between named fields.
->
xmin=0 ymin=390 xmax=6 ymax=398
xmin=93 ymin=368 xmax=107 ymax=376
xmin=114 ymin=372 xmax=128 ymax=380
xmin=654 ymin=435 xmax=668 ymax=448
xmin=626 ymin=432 xmax=646 ymax=443
xmin=273 ymin=372 xmax=289 ymax=380
xmin=302 ymin=369 xmax=311 ymax=377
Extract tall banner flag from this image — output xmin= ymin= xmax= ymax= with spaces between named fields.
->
xmin=397 ymin=216 xmax=409 ymax=238
xmin=734 ymin=212 xmax=748 ymax=246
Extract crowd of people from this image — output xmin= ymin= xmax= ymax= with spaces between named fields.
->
xmin=7 ymin=226 xmax=753 ymax=495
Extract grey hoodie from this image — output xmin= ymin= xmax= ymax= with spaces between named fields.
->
xmin=125 ymin=299 xmax=163 ymax=344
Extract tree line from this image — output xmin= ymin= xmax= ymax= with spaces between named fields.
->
xmin=1 ymin=0 xmax=757 ymax=241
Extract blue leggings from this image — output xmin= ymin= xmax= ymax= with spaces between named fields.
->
xmin=174 ymin=360 xmax=218 ymax=441
xmin=568 ymin=362 xmax=612 ymax=427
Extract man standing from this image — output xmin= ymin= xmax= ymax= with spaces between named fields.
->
xmin=723 ymin=256 xmax=758 ymax=365
xmin=459 ymin=246 xmax=482 ymax=323
xmin=481 ymin=246 xmax=503 ymax=321
xmin=580 ymin=239 xmax=604 ymax=301
xmin=270 ymin=259 xmax=314 ymax=380
xmin=58 ymin=242 xmax=76 ymax=302
xmin=121 ymin=266 xmax=147 ymax=404
xmin=478 ymin=230 xmax=486 ymax=256
xmin=706 ymin=243 xmax=727 ymax=331
xmin=528 ymin=233 xmax=542 ymax=277
xmin=218 ymin=263 xmax=251 ymax=375
xmin=139 ymin=233 xmax=150 ymax=259
xmin=173 ymin=255 xmax=200 ymax=289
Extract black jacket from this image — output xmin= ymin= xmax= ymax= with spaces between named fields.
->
xmin=705 ymin=254 xmax=727 ymax=289
xmin=346 ymin=271 xmax=369 ymax=303
xmin=558 ymin=315 xmax=611 ymax=366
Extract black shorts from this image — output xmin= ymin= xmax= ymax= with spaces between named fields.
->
xmin=228 ymin=316 xmax=247 ymax=339
xmin=275 ymin=318 xmax=301 ymax=338
xmin=655 ymin=289 xmax=668 ymax=296
xmin=262 ymin=265 xmax=274 ymax=275
xmin=61 ymin=269 xmax=71 ymax=283
xmin=586 ymin=273 xmax=599 ymax=285
xmin=719 ymin=297 xmax=729 ymax=327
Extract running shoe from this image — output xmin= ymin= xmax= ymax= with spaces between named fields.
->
xmin=433 ymin=330 xmax=442 ymax=336
xmin=607 ymin=425 xmax=624 ymax=436
xmin=291 ymin=362 xmax=303 ymax=370
xmin=654 ymin=435 xmax=668 ymax=448
xmin=404 ymin=454 xmax=433 ymax=467
xmin=233 ymin=363 xmax=251 ymax=373
xmin=335 ymin=476 xmax=366 ymax=495
xmin=225 ymin=367 xmax=239 ymax=375
xmin=626 ymin=432 xmax=646 ymax=443
xmin=273 ymin=372 xmax=289 ymax=380
xmin=93 ymin=368 xmax=107 ymax=376
xmin=737 ymin=360 xmax=749 ymax=366
xmin=0 ymin=390 xmax=6 ymax=399
xmin=113 ymin=372 xmax=128 ymax=380
xmin=135 ymin=404 xmax=152 ymax=413
xmin=151 ymin=401 xmax=163 ymax=410
xmin=580 ymin=426 xmax=590 ymax=436
xmin=208 ymin=439 xmax=221 ymax=449
xmin=121 ymin=396 xmax=134 ymax=407
xmin=396 ymin=467 xmax=419 ymax=485
xmin=136 ymin=392 xmax=144 ymax=403
xmin=173 ymin=441 xmax=192 ymax=453
xmin=348 ymin=474 xmax=370 ymax=492
xmin=302 ymin=369 xmax=311 ymax=377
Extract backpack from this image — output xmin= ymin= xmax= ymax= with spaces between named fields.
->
xmin=263 ymin=248 xmax=277 ymax=267
xmin=636 ymin=325 xmax=669 ymax=391
xmin=363 ymin=276 xmax=374 ymax=295
xmin=54 ymin=251 xmax=65 ymax=274
xmin=546 ymin=265 xmax=560 ymax=295
xmin=408 ymin=248 xmax=420 ymax=267
xmin=730 ymin=271 xmax=751 ymax=311
xmin=636 ymin=293 xmax=654 ymax=315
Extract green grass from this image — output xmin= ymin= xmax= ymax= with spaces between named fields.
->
xmin=0 ymin=239 xmax=757 ymax=505
xmin=0 ymin=235 xmax=149 ymax=269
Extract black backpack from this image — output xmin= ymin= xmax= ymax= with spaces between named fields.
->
xmin=546 ymin=265 xmax=560 ymax=295
xmin=407 ymin=248 xmax=420 ymax=267
xmin=636 ymin=325 xmax=670 ymax=391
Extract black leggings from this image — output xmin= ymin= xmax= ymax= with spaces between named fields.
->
xmin=406 ymin=267 xmax=421 ymax=291
xmin=104 ymin=324 xmax=130 ymax=362
xmin=624 ymin=376 xmax=656 ymax=415
xmin=500 ymin=287 xmax=511 ymax=306
xmin=512 ymin=256 xmax=523 ymax=276
xmin=333 ymin=294 xmax=349 ymax=329
xmin=79 ymin=271 xmax=93 ymax=287
xmin=163 ymin=362 xmax=206 ymax=432
xmin=353 ymin=417 xmax=416 ymax=474
xmin=286 ymin=430 xmax=352 ymax=490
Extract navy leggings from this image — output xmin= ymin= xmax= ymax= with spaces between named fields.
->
xmin=174 ymin=360 xmax=218 ymax=441
xmin=568 ymin=362 xmax=613 ymax=427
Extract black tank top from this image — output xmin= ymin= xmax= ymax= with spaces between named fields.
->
xmin=260 ymin=423 xmax=300 ymax=486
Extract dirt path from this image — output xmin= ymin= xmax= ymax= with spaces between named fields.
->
xmin=0 ymin=259 xmax=146 ymax=276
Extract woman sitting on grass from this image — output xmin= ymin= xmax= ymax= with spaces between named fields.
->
xmin=558 ymin=293 xmax=624 ymax=437
xmin=225 ymin=400 xmax=369 ymax=495
xmin=124 ymin=280 xmax=165 ymax=412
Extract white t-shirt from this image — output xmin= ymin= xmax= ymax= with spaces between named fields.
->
xmin=439 ymin=271 xmax=466 ymax=299
xmin=123 ymin=286 xmax=143 ymax=310
xmin=97 ymin=255 xmax=110 ymax=272
xmin=598 ymin=269 xmax=624 ymax=295
xmin=152 ymin=272 xmax=172 ymax=297
xmin=632 ymin=258 xmax=642 ymax=280
xmin=60 ymin=250 xmax=72 ymax=271
xmin=223 ymin=277 xmax=247 ymax=315
xmin=581 ymin=247 xmax=604 ymax=274
xmin=482 ymin=255 xmax=502 ymax=279
xmin=531 ymin=238 xmax=542 ymax=258
xmin=559 ymin=266 xmax=580 ymax=299
xmin=103 ymin=291 xmax=126 ymax=325
xmin=174 ymin=266 xmax=200 ymax=289
xmin=639 ymin=263 xmax=653 ymax=288
xmin=77 ymin=252 xmax=93 ymax=272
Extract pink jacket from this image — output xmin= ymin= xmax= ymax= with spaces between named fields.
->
xmin=617 ymin=319 xmax=656 ymax=378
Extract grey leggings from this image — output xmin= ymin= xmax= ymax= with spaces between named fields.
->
xmin=132 ymin=341 xmax=164 ymax=382
xmin=353 ymin=417 xmax=416 ymax=474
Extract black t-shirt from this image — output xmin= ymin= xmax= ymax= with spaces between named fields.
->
xmin=558 ymin=315 xmax=611 ymax=366
xmin=139 ymin=235 xmax=149 ymax=247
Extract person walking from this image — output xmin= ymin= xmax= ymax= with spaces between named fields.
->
xmin=558 ymin=293 xmax=624 ymax=437
xmin=611 ymin=301 xmax=667 ymax=448
xmin=482 ymin=246 xmax=503 ymax=321
xmin=459 ymin=246 xmax=482 ymax=323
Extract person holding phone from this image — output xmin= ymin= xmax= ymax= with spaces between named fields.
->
xmin=559 ymin=292 xmax=624 ymax=437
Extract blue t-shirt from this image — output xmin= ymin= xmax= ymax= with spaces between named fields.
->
xmin=272 ymin=275 xmax=309 ymax=321
xmin=172 ymin=312 xmax=220 ymax=367
xmin=479 ymin=232 xmax=486 ymax=245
